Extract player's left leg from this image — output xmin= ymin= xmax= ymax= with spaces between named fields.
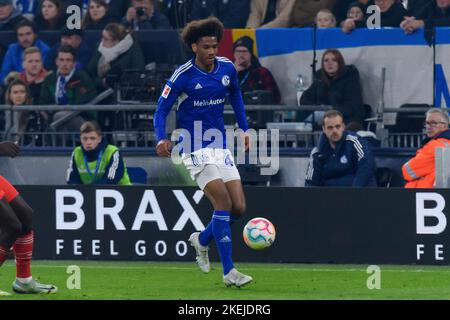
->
xmin=0 ymin=176 xmax=57 ymax=294
xmin=8 ymin=196 xmax=57 ymax=294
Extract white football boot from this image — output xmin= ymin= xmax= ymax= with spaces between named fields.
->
xmin=223 ymin=268 xmax=253 ymax=288
xmin=188 ymin=232 xmax=210 ymax=273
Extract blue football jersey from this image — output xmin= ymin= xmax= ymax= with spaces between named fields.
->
xmin=154 ymin=56 xmax=249 ymax=152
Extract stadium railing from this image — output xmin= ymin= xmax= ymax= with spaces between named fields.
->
xmin=0 ymin=104 xmax=447 ymax=149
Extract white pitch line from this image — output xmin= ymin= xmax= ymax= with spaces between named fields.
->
xmin=6 ymin=264 xmax=450 ymax=273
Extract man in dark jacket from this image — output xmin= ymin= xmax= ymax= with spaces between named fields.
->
xmin=122 ymin=0 xmax=172 ymax=30
xmin=342 ymin=0 xmax=407 ymax=32
xmin=40 ymin=45 xmax=97 ymax=133
xmin=0 ymin=0 xmax=27 ymax=31
xmin=233 ymin=36 xmax=281 ymax=104
xmin=305 ymin=110 xmax=376 ymax=187
xmin=44 ymin=27 xmax=94 ymax=72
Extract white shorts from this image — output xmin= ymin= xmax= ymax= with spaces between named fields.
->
xmin=182 ymin=148 xmax=241 ymax=190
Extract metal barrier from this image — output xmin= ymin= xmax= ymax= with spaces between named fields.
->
xmin=0 ymin=103 xmax=447 ymax=148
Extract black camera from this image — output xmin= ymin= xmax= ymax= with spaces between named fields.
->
xmin=136 ymin=7 xmax=146 ymax=17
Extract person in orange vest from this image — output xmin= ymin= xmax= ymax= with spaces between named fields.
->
xmin=402 ymin=108 xmax=450 ymax=188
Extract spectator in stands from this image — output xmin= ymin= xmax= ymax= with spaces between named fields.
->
xmin=190 ymin=0 xmax=250 ymax=28
xmin=122 ymin=0 xmax=172 ymax=30
xmin=70 ymin=0 xmax=126 ymax=18
xmin=40 ymin=45 xmax=97 ymax=133
xmin=5 ymin=78 xmax=49 ymax=146
xmin=333 ymin=0 xmax=370 ymax=25
xmin=246 ymin=0 xmax=295 ymax=28
xmin=87 ymin=22 xmax=145 ymax=91
xmin=305 ymin=109 xmax=376 ymax=187
xmin=402 ymin=108 xmax=450 ymax=188
xmin=0 ymin=20 xmax=50 ymax=85
xmin=0 ymin=0 xmax=28 ymax=31
xmin=342 ymin=1 xmax=366 ymax=27
xmin=16 ymin=46 xmax=51 ymax=104
xmin=15 ymin=0 xmax=38 ymax=21
xmin=44 ymin=27 xmax=93 ymax=71
xmin=407 ymin=0 xmax=435 ymax=17
xmin=401 ymin=0 xmax=450 ymax=34
xmin=233 ymin=36 xmax=281 ymax=104
xmin=342 ymin=0 xmax=407 ymax=32
xmin=315 ymin=9 xmax=337 ymax=28
xmin=66 ymin=121 xmax=132 ymax=185
xmin=34 ymin=0 xmax=67 ymax=31
xmin=300 ymin=49 xmax=364 ymax=127
xmin=81 ymin=0 xmax=119 ymax=30
xmin=290 ymin=0 xmax=335 ymax=28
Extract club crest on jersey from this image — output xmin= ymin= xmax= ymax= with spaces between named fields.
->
xmin=161 ymin=84 xmax=171 ymax=98
xmin=340 ymin=155 xmax=348 ymax=164
xmin=221 ymin=75 xmax=230 ymax=87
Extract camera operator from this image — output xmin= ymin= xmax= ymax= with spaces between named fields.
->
xmin=122 ymin=0 xmax=172 ymax=31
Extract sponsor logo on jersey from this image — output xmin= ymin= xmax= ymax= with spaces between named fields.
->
xmin=194 ymin=83 xmax=203 ymax=90
xmin=161 ymin=84 xmax=171 ymax=98
xmin=193 ymin=98 xmax=225 ymax=107
xmin=340 ymin=155 xmax=348 ymax=164
xmin=221 ymin=75 xmax=230 ymax=87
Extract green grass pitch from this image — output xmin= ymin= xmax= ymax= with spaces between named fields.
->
xmin=1 ymin=261 xmax=450 ymax=299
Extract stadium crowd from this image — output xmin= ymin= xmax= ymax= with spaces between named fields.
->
xmin=0 ymin=0 xmax=448 ymax=150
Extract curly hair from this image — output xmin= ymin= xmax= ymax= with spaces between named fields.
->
xmin=181 ymin=17 xmax=224 ymax=49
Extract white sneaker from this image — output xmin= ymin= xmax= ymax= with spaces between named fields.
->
xmin=0 ymin=289 xmax=11 ymax=296
xmin=188 ymin=232 xmax=210 ymax=273
xmin=223 ymin=268 xmax=253 ymax=288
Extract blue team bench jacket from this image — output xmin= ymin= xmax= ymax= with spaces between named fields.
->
xmin=305 ymin=131 xmax=376 ymax=187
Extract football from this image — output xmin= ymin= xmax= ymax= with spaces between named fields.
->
xmin=243 ymin=217 xmax=276 ymax=250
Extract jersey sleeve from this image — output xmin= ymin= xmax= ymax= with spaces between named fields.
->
xmin=153 ymin=74 xmax=184 ymax=142
xmin=228 ymin=66 xmax=249 ymax=131
xmin=66 ymin=151 xmax=82 ymax=184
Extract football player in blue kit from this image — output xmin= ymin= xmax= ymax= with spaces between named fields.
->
xmin=154 ymin=17 xmax=252 ymax=288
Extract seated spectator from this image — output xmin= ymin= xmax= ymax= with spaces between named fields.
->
xmin=81 ymin=0 xmax=119 ymax=30
xmin=34 ymin=0 xmax=67 ymax=31
xmin=402 ymin=108 xmax=450 ymax=188
xmin=40 ymin=45 xmax=97 ymax=133
xmin=0 ymin=20 xmax=50 ymax=85
xmin=233 ymin=36 xmax=281 ymax=104
xmin=315 ymin=9 xmax=337 ymax=28
xmin=44 ymin=27 xmax=93 ymax=71
xmin=246 ymin=0 xmax=296 ymax=28
xmin=15 ymin=0 xmax=38 ymax=21
xmin=333 ymin=0 xmax=370 ymax=25
xmin=190 ymin=0 xmax=250 ymax=28
xmin=401 ymin=0 xmax=450 ymax=34
xmin=342 ymin=0 xmax=407 ymax=33
xmin=66 ymin=121 xmax=132 ymax=185
xmin=16 ymin=46 xmax=51 ymax=104
xmin=0 ymin=0 xmax=28 ymax=31
xmin=4 ymin=78 xmax=49 ymax=146
xmin=290 ymin=0 xmax=335 ymax=28
xmin=305 ymin=109 xmax=376 ymax=187
xmin=86 ymin=22 xmax=145 ymax=91
xmin=122 ymin=0 xmax=172 ymax=31
xmin=300 ymin=49 xmax=364 ymax=127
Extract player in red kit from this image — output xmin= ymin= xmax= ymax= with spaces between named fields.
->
xmin=0 ymin=141 xmax=57 ymax=295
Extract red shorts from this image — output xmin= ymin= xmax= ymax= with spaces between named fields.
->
xmin=0 ymin=176 xmax=19 ymax=203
